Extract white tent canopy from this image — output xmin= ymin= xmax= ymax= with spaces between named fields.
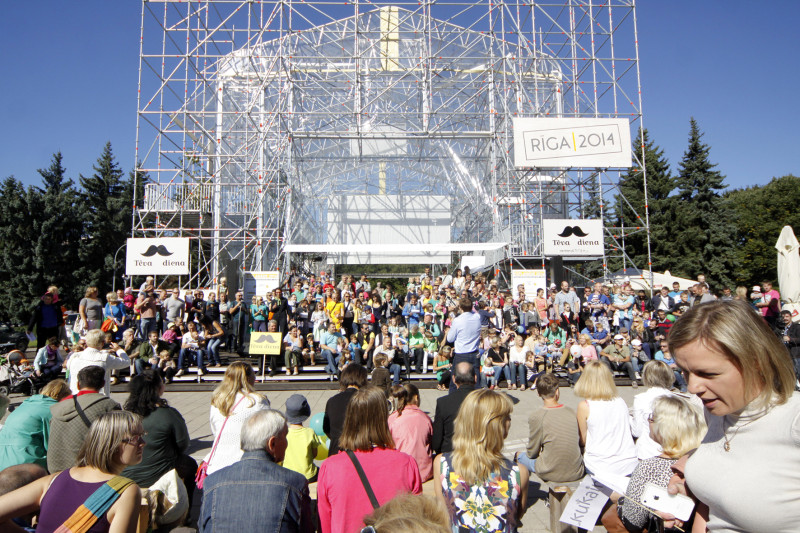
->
xmin=776 ymin=225 xmax=800 ymax=304
xmin=607 ymin=269 xmax=696 ymax=292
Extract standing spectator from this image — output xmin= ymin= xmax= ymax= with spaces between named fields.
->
xmin=433 ymin=389 xmax=529 ymax=532
xmin=553 ymin=280 xmax=580 ymax=316
xmin=322 ymin=364 xmax=367 ymax=456
xmin=228 ymin=291 xmax=245 ymax=354
xmin=282 ymin=394 xmax=324 ymax=482
xmin=65 ymin=329 xmax=131 ymax=396
xmin=446 ymin=297 xmax=482 ymax=391
xmin=79 ymin=286 xmax=104 ymax=333
xmin=47 ymin=366 xmax=121 ymax=473
xmin=103 ymin=292 xmax=127 ymax=340
xmin=270 ymin=288 xmax=291 ymax=338
xmin=515 ymin=373 xmax=584 ymax=483
xmin=28 ymin=292 xmax=65 ymax=350
xmin=388 ymin=383 xmax=434 ymax=481
xmin=204 ymin=362 xmax=271 ymax=476
xmin=318 ymin=386 xmax=422 ymax=533
xmin=163 ymin=288 xmax=185 ymax=332
xmin=613 ymin=285 xmax=635 ymax=332
xmin=777 ymin=309 xmax=800 ymax=383
xmin=135 ymin=286 xmax=161 ymax=339
xmin=122 ymin=370 xmax=196 ymax=509
xmin=0 ymin=380 xmax=70 ymax=470
xmin=575 ymin=361 xmax=638 ymax=477
xmin=431 ymin=362 xmax=476 ymax=455
xmin=757 ymin=280 xmax=782 ymax=328
xmin=200 ymin=409 xmax=312 ymax=533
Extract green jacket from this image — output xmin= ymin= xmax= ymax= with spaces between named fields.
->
xmin=0 ymin=395 xmax=57 ymax=470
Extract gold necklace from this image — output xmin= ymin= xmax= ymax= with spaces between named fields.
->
xmin=722 ymin=416 xmax=758 ymax=452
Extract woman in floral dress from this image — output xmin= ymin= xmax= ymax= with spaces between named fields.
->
xmin=433 ymin=389 xmax=529 ymax=532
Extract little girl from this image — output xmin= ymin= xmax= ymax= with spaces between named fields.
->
xmin=482 ymin=357 xmax=496 ymax=389
xmin=311 ymin=301 xmax=328 ymax=344
xmin=422 ymin=330 xmax=438 ymax=374
xmin=387 ymin=316 xmax=400 ymax=337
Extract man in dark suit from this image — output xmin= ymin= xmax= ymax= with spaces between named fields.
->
xmin=777 ymin=310 xmax=800 ymax=385
xmin=431 ymin=362 xmax=476 ymax=455
xmin=322 ymin=364 xmax=368 ymax=456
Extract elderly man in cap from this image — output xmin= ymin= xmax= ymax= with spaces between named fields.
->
xmin=200 ymin=409 xmax=312 ymax=533
xmin=600 ymin=334 xmax=638 ymax=387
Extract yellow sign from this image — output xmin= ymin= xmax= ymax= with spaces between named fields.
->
xmin=248 ymin=332 xmax=282 ymax=355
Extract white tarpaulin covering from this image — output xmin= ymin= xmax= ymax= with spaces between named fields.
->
xmin=607 ymin=269 xmax=696 ymax=292
xmin=776 ymin=225 xmax=800 ymax=304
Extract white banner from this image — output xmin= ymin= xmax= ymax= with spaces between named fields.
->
xmin=513 ymin=118 xmax=632 ymax=168
xmin=543 ymin=219 xmax=604 ymax=257
xmin=125 ymin=238 xmax=190 ymax=275
xmin=511 ymin=269 xmax=547 ymax=302
xmin=243 ymin=271 xmax=280 ymax=302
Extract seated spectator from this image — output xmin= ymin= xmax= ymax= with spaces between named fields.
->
xmin=0 ymin=411 xmax=144 ymax=532
xmin=362 ymin=494 xmax=450 ymax=533
xmin=33 ymin=337 xmax=65 ymax=380
xmin=600 ymin=334 xmax=638 ymax=388
xmin=121 ymin=370 xmax=196 ymax=509
xmin=433 ymin=346 xmax=453 ymax=391
xmin=200 ymin=409 xmax=312 ymax=533
xmin=204 ymin=362 xmax=271 ymax=476
xmin=654 ymin=341 xmax=687 ymax=392
xmin=136 ymin=330 xmax=170 ymax=376
xmin=323 ymin=363 xmax=368 ymax=457
xmin=431 ymin=362 xmax=476 ymax=455
xmin=388 ymin=384 xmax=433 ymax=481
xmin=176 ymin=320 xmax=208 ymax=377
xmin=373 ymin=338 xmax=401 ymax=386
xmin=318 ymin=386 xmax=422 ymax=533
xmin=575 ymin=361 xmax=637 ymax=477
xmin=0 ymin=380 xmax=70 ymax=471
xmin=48 ymin=366 xmax=121 ymax=473
xmin=0 ymin=463 xmax=48 ymax=531
xmin=630 ymin=361 xmax=676 ymax=460
xmin=433 ymin=389 xmax=529 ymax=531
xmin=516 ymin=373 xmax=584 ymax=483
xmin=282 ymin=394 xmax=323 ymax=482
xmin=65 ymin=329 xmax=131 ymax=396
xmin=602 ymin=395 xmax=707 ymax=533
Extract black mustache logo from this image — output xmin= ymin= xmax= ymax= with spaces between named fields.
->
xmin=252 ymin=334 xmax=278 ymax=344
xmin=141 ymin=245 xmax=173 ymax=257
xmin=557 ymin=226 xmax=589 ymax=238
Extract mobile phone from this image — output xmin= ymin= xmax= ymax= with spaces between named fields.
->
xmin=640 ymin=483 xmax=695 ymax=521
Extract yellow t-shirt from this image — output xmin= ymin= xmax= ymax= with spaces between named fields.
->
xmin=326 ymin=300 xmax=344 ymax=328
xmin=283 ymin=425 xmax=322 ymax=480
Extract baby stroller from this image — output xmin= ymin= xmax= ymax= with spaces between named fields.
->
xmin=0 ymin=350 xmax=48 ymax=396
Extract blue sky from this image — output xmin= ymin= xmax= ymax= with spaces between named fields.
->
xmin=1 ymin=2 xmax=797 ymax=190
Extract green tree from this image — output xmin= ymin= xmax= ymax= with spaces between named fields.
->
xmin=0 ymin=178 xmax=41 ymax=322
xmin=725 ymin=175 xmax=800 ymax=287
xmin=76 ymin=143 xmax=130 ymax=294
xmin=34 ymin=153 xmax=84 ymax=306
xmin=613 ymin=129 xmax=677 ymax=273
xmin=671 ymin=119 xmax=738 ymax=289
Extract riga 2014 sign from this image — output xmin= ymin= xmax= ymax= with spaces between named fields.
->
xmin=513 ymin=118 xmax=632 ymax=168
xmin=125 ymin=238 xmax=190 ymax=275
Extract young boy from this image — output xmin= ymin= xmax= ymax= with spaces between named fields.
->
xmin=282 ymin=394 xmax=323 ymax=482
xmin=371 ymin=353 xmax=392 ymax=396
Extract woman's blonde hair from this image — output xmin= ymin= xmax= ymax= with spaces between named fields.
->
xmin=211 ymin=361 xmax=264 ymax=416
xmin=579 ymin=333 xmax=592 ymax=345
xmin=573 ymin=360 xmax=618 ymax=400
xmin=362 ymin=494 xmax=450 ymax=533
xmin=641 ymin=360 xmax=675 ymax=389
xmin=76 ymin=411 xmax=143 ymax=473
xmin=451 ymin=389 xmax=513 ymax=486
xmin=40 ymin=379 xmax=71 ymax=401
xmin=85 ymin=286 xmax=98 ymax=298
xmin=650 ymin=395 xmax=707 ymax=458
xmin=338 ymin=386 xmax=394 ymax=452
xmin=668 ymin=299 xmax=796 ymax=410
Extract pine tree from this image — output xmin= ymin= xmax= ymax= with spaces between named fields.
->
xmin=76 ymin=143 xmax=129 ymax=294
xmin=34 ymin=153 xmax=83 ymax=306
xmin=613 ymin=129 xmax=677 ymax=273
xmin=671 ymin=119 xmax=738 ymax=289
xmin=0 ymin=178 xmax=41 ymax=322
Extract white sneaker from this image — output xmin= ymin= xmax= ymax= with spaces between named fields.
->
xmin=175 ymin=369 xmax=184 ymax=377
xmin=635 ymin=372 xmax=641 ymax=380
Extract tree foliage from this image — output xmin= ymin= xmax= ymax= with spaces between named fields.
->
xmin=725 ymin=175 xmax=800 ymax=287
xmin=669 ymin=119 xmax=738 ymax=289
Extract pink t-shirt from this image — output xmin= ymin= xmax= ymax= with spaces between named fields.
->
xmin=318 ymin=447 xmax=422 ymax=533
xmin=762 ymin=289 xmax=781 ymax=317
xmin=581 ymin=344 xmax=598 ymax=361
xmin=388 ymin=405 xmax=434 ymax=481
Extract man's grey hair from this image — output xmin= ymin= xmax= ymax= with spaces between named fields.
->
xmin=240 ymin=410 xmax=287 ymax=452
xmin=84 ymin=329 xmax=105 ymax=349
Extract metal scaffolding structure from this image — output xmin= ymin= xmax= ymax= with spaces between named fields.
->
xmin=133 ymin=0 xmax=650 ymax=288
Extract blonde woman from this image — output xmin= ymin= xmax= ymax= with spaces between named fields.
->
xmin=204 ymin=362 xmax=271 ymax=475
xmin=603 ymin=395 xmax=707 ymax=532
xmin=79 ymin=286 xmax=103 ymax=332
xmin=0 ymin=411 xmax=144 ymax=532
xmin=578 ymin=333 xmax=598 ymax=362
xmin=434 ymin=389 xmax=529 ymax=532
xmin=575 ymin=361 xmax=637 ymax=477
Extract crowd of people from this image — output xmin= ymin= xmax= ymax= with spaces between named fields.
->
xmin=1 ymin=266 xmax=797 ymax=532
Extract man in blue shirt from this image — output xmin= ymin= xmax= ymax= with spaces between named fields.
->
xmin=319 ymin=322 xmax=343 ymax=379
xmin=446 ymin=297 xmax=482 ymax=392
xmin=200 ymin=410 xmax=312 ymax=533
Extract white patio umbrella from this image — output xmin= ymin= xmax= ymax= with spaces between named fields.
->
xmin=775 ymin=225 xmax=800 ymax=303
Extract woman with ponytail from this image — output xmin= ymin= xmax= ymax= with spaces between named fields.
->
xmin=387 ymin=383 xmax=433 ymax=481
